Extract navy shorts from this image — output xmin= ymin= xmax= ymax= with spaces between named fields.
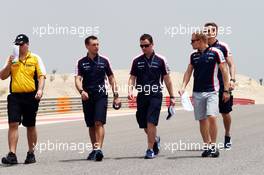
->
xmin=82 ymin=93 xmax=108 ymax=127
xmin=219 ymin=90 xmax=233 ymax=114
xmin=136 ymin=93 xmax=162 ymax=129
xmin=8 ymin=93 xmax=40 ymax=127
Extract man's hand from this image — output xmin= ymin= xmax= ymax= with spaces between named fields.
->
xmin=128 ymin=91 xmax=134 ymax=100
xmin=113 ymin=97 xmax=121 ymax=110
xmin=8 ymin=55 xmax=15 ymax=65
xmin=222 ymin=91 xmax=230 ymax=103
xmin=114 ymin=97 xmax=121 ymax=105
xmin=170 ymin=97 xmax=176 ymax=106
xmin=229 ymin=81 xmax=235 ymax=91
xmin=35 ymin=90 xmax=43 ymax=100
xmin=81 ymin=91 xmax=89 ymax=101
xmin=178 ymin=89 xmax=185 ymax=96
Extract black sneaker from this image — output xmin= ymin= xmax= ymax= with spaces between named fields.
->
xmin=153 ymin=136 xmax=160 ymax=155
xmin=144 ymin=149 xmax=155 ymax=159
xmin=87 ymin=150 xmax=96 ymax=160
xmin=224 ymin=136 xmax=232 ymax=149
xmin=2 ymin=152 xmax=18 ymax=165
xmin=201 ymin=149 xmax=212 ymax=157
xmin=94 ymin=150 xmax=104 ymax=161
xmin=211 ymin=147 xmax=220 ymax=158
xmin=24 ymin=152 xmax=36 ymax=164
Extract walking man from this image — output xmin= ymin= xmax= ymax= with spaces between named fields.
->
xmin=128 ymin=34 xmax=176 ymax=159
xmin=0 ymin=34 xmax=46 ymax=165
xmin=204 ymin=22 xmax=236 ymax=148
xmin=75 ymin=35 xmax=120 ymax=161
xmin=179 ymin=31 xmax=230 ymax=157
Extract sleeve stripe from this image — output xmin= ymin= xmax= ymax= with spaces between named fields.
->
xmin=33 ymin=54 xmax=47 ymax=76
xmin=219 ymin=41 xmax=232 ymax=57
xmin=156 ymin=53 xmax=170 ymax=74
xmin=100 ymin=55 xmax=114 ymax=76
xmin=211 ymin=48 xmax=225 ymax=63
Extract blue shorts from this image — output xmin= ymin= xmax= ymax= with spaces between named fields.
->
xmin=82 ymin=93 xmax=108 ymax=127
xmin=219 ymin=90 xmax=233 ymax=114
xmin=136 ymin=93 xmax=162 ymax=128
xmin=8 ymin=93 xmax=40 ymax=127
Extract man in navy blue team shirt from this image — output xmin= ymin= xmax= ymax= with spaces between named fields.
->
xmin=204 ymin=22 xmax=236 ymax=149
xmin=128 ymin=34 xmax=176 ymax=159
xmin=179 ymin=32 xmax=230 ymax=158
xmin=75 ymin=35 xmax=120 ymax=161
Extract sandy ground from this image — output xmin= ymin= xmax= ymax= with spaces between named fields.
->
xmin=0 ymin=70 xmax=264 ymax=104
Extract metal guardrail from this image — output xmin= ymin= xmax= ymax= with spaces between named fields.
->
xmin=0 ymin=96 xmax=182 ymax=117
xmin=0 ymin=96 xmax=255 ymax=117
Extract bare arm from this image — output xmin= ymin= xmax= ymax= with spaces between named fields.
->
xmin=180 ymin=64 xmax=193 ymax=93
xmin=219 ymin=62 xmax=230 ymax=91
xmin=226 ymin=56 xmax=236 ymax=90
xmin=163 ymin=74 xmax=175 ymax=97
xmin=128 ymin=75 xmax=136 ymax=99
xmin=37 ymin=76 xmax=45 ymax=91
xmin=35 ymin=75 xmax=46 ymax=100
xmin=0 ymin=56 xmax=14 ymax=80
xmin=75 ymin=75 xmax=89 ymax=101
xmin=226 ymin=56 xmax=235 ymax=80
xmin=108 ymin=75 xmax=118 ymax=94
xmin=75 ymin=75 xmax=83 ymax=92
xmin=219 ymin=62 xmax=231 ymax=102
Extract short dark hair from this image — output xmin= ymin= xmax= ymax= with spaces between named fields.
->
xmin=85 ymin=35 xmax=98 ymax=45
xmin=140 ymin=34 xmax=153 ymax=44
xmin=204 ymin=22 xmax=218 ymax=31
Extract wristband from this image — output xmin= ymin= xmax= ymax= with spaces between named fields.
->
xmin=230 ymin=79 xmax=236 ymax=83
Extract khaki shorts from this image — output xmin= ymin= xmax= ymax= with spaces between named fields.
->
xmin=192 ymin=91 xmax=219 ymax=120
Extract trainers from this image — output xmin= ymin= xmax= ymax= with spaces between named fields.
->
xmin=87 ymin=150 xmax=96 ymax=160
xmin=211 ymin=147 xmax=220 ymax=158
xmin=144 ymin=149 xmax=155 ymax=159
xmin=153 ymin=136 xmax=161 ymax=155
xmin=2 ymin=152 xmax=18 ymax=165
xmin=224 ymin=136 xmax=232 ymax=149
xmin=201 ymin=149 xmax=212 ymax=157
xmin=24 ymin=152 xmax=36 ymax=164
xmin=94 ymin=150 xmax=104 ymax=161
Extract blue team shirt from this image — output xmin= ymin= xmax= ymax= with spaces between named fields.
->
xmin=76 ymin=54 xmax=113 ymax=93
xmin=130 ymin=52 xmax=170 ymax=95
xmin=210 ymin=40 xmax=232 ymax=90
xmin=190 ymin=47 xmax=225 ymax=92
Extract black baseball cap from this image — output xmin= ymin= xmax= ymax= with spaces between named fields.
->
xmin=14 ymin=34 xmax=29 ymax=45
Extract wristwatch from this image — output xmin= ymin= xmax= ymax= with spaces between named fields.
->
xmin=113 ymin=92 xmax=119 ymax=98
xmin=79 ymin=89 xmax=84 ymax=94
xmin=230 ymin=79 xmax=236 ymax=83
xmin=223 ymin=90 xmax=230 ymax=94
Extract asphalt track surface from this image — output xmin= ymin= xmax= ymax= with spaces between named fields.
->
xmin=0 ymin=105 xmax=263 ymax=175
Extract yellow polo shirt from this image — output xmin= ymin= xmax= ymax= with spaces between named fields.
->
xmin=10 ymin=51 xmax=46 ymax=93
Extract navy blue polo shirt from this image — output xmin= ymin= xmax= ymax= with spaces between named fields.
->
xmin=76 ymin=54 xmax=113 ymax=94
xmin=190 ymin=47 xmax=225 ymax=92
xmin=209 ymin=40 xmax=232 ymax=90
xmin=130 ymin=52 xmax=170 ymax=95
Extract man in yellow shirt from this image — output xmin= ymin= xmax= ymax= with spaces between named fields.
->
xmin=0 ymin=34 xmax=46 ymax=165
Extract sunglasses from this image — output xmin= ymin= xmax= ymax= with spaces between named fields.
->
xmin=191 ymin=39 xmax=200 ymax=44
xmin=140 ymin=44 xmax=151 ymax=48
